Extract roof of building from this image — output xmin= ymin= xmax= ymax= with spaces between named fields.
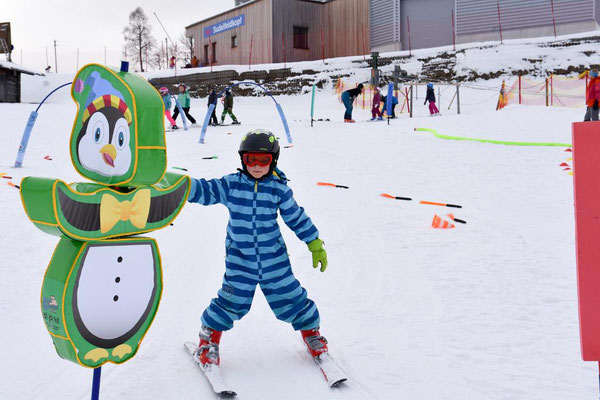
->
xmin=0 ymin=60 xmax=43 ymax=76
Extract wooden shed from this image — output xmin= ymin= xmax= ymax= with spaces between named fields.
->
xmin=0 ymin=61 xmax=39 ymax=103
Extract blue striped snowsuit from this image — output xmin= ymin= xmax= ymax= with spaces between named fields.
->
xmin=188 ymin=169 xmax=321 ymax=332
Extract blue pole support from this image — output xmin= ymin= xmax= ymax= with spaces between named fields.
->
xmin=200 ymin=103 xmax=216 ymax=144
xmin=91 ymin=367 xmax=101 ymax=400
xmin=14 ymin=111 xmax=39 ymax=168
xmin=173 ymin=96 xmax=189 ymax=130
xmin=198 ymin=81 xmax=293 ymax=144
xmin=14 ymin=82 xmax=71 ymax=168
xmin=275 ymin=103 xmax=292 ymax=144
xmin=386 ymin=83 xmax=393 ymax=125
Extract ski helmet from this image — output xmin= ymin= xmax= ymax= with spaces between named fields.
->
xmin=427 ymin=83 xmax=433 ymax=88
xmin=591 ymin=69 xmax=599 ymax=78
xmin=239 ymin=129 xmax=280 ymax=175
xmin=159 ymin=87 xmax=169 ymax=94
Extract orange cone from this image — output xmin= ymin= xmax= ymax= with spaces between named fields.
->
xmin=432 ymin=214 xmax=455 ymax=229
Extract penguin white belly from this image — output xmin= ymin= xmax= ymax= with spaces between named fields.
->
xmin=73 ymin=242 xmax=157 ymax=345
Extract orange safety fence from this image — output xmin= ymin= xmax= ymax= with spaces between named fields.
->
xmin=497 ymin=71 xmax=589 ymax=110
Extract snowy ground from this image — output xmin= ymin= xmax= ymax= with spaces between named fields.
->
xmin=0 ymin=76 xmax=595 ymax=399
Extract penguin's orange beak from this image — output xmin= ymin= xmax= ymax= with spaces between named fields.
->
xmin=100 ymin=144 xmax=117 ymax=167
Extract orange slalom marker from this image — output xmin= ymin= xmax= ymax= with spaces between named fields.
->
xmin=432 ymin=214 xmax=455 ymax=229
xmin=317 ymin=182 xmax=349 ymax=189
xmin=559 ymin=162 xmax=569 ymax=167
xmin=7 ymin=181 xmax=20 ymax=189
xmin=420 ymin=200 xmax=462 ymax=208
xmin=380 ymin=193 xmax=412 ymax=201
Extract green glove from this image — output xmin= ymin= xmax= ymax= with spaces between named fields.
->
xmin=307 ymin=238 xmax=328 ymax=272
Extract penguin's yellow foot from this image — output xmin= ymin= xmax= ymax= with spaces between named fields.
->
xmin=84 ymin=348 xmax=109 ymax=362
xmin=112 ymin=344 xmax=132 ymax=359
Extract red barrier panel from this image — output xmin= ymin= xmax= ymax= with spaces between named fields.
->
xmin=573 ymin=121 xmax=600 ymax=361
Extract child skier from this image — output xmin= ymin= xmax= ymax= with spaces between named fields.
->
xmin=381 ymin=93 xmax=399 ymax=118
xmin=221 ymin=89 xmax=240 ymax=125
xmin=584 ymin=69 xmax=600 ymax=122
xmin=371 ymin=87 xmax=383 ymax=121
xmin=172 ymin=83 xmax=198 ymax=126
xmin=187 ymin=129 xmax=329 ymax=370
xmin=424 ymin=83 xmax=440 ymax=116
xmin=159 ymin=87 xmax=178 ymax=130
xmin=208 ymin=89 xmax=219 ymax=126
xmin=341 ymin=83 xmax=363 ymax=123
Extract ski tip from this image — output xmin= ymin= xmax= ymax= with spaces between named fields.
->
xmin=330 ymin=378 xmax=348 ymax=387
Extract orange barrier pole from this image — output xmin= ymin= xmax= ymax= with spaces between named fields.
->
xmin=317 ymin=182 xmax=349 ymax=189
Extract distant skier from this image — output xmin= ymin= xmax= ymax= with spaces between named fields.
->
xmin=221 ymin=89 xmax=240 ymax=125
xmin=584 ymin=69 xmax=600 ymax=122
xmin=169 ymin=56 xmax=176 ymax=69
xmin=424 ymin=83 xmax=440 ymax=116
xmin=381 ymin=93 xmax=399 ymax=118
xmin=159 ymin=87 xmax=178 ymax=130
xmin=341 ymin=83 xmax=363 ymax=123
xmin=186 ymin=129 xmax=330 ymax=372
xmin=370 ymin=87 xmax=383 ymax=121
xmin=207 ymin=89 xmax=219 ymax=126
xmin=172 ymin=83 xmax=198 ymax=127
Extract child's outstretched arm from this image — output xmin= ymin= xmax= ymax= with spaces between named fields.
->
xmin=188 ymin=176 xmax=229 ymax=206
xmin=279 ymin=186 xmax=328 ymax=272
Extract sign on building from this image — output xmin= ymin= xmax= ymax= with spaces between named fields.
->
xmin=204 ymin=15 xmax=245 ymax=38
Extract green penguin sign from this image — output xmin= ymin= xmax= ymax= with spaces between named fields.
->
xmin=21 ymin=63 xmax=190 ymax=368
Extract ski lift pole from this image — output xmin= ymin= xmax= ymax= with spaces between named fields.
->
xmin=15 ymin=82 xmax=72 ymax=168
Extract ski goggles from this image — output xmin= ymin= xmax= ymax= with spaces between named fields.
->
xmin=242 ymin=153 xmax=273 ymax=167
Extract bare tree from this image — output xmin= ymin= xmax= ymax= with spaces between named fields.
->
xmin=179 ymin=32 xmax=194 ymax=63
xmin=123 ymin=7 xmax=156 ymax=72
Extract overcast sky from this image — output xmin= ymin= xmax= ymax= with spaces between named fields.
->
xmin=0 ymin=0 xmax=236 ymax=72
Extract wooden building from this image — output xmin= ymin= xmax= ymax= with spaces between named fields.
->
xmin=185 ymin=0 xmax=370 ymax=66
xmin=0 ymin=61 xmax=39 ymax=103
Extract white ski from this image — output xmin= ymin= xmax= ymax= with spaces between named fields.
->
xmin=184 ymin=341 xmax=237 ymax=397
xmin=314 ymin=352 xmax=348 ymax=387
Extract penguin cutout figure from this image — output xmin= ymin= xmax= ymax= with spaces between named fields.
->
xmin=21 ymin=63 xmax=190 ymax=367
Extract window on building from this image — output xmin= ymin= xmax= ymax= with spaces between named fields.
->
xmin=211 ymin=42 xmax=217 ymax=62
xmin=231 ymin=35 xmax=238 ymax=48
xmin=293 ymin=26 xmax=309 ymax=49
xmin=204 ymin=44 xmax=209 ymax=64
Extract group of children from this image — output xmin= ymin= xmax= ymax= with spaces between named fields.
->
xmin=342 ymin=82 xmax=440 ymax=122
xmin=159 ymin=84 xmax=240 ymax=131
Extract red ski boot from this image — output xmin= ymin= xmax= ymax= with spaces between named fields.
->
xmin=301 ymin=328 xmax=328 ymax=358
xmin=198 ymin=325 xmax=222 ymax=366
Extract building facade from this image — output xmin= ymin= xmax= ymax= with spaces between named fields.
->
xmin=371 ymin=0 xmax=600 ymax=53
xmin=185 ymin=0 xmax=369 ymax=66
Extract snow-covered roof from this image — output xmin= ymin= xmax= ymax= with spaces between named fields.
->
xmin=0 ymin=60 xmax=43 ymax=76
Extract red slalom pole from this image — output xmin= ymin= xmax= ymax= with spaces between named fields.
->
xmin=451 ymin=10 xmax=456 ymax=51
xmin=497 ymin=0 xmax=503 ymax=44
xmin=282 ymin=33 xmax=286 ymax=69
xmin=407 ymin=16 xmax=412 ymax=57
xmin=550 ymin=0 xmax=557 ymax=38
xmin=249 ymin=33 xmax=253 ymax=69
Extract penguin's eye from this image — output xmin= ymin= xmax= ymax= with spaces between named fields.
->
xmin=113 ymin=118 xmax=130 ymax=150
xmin=94 ymin=128 xmax=102 ymax=143
xmin=117 ymin=131 xmax=125 ymax=149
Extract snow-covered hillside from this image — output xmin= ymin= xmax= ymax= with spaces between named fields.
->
xmin=1 ymin=31 xmax=597 ymax=400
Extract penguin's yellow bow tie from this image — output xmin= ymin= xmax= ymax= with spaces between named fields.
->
xmin=100 ymin=189 xmax=151 ymax=233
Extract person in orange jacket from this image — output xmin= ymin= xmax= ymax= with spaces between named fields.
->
xmin=585 ymin=69 xmax=600 ymax=122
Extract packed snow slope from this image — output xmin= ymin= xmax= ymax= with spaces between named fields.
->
xmin=1 ymin=43 xmax=597 ymax=399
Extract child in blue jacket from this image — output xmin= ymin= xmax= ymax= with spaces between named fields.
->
xmin=187 ymin=129 xmax=329 ymax=368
